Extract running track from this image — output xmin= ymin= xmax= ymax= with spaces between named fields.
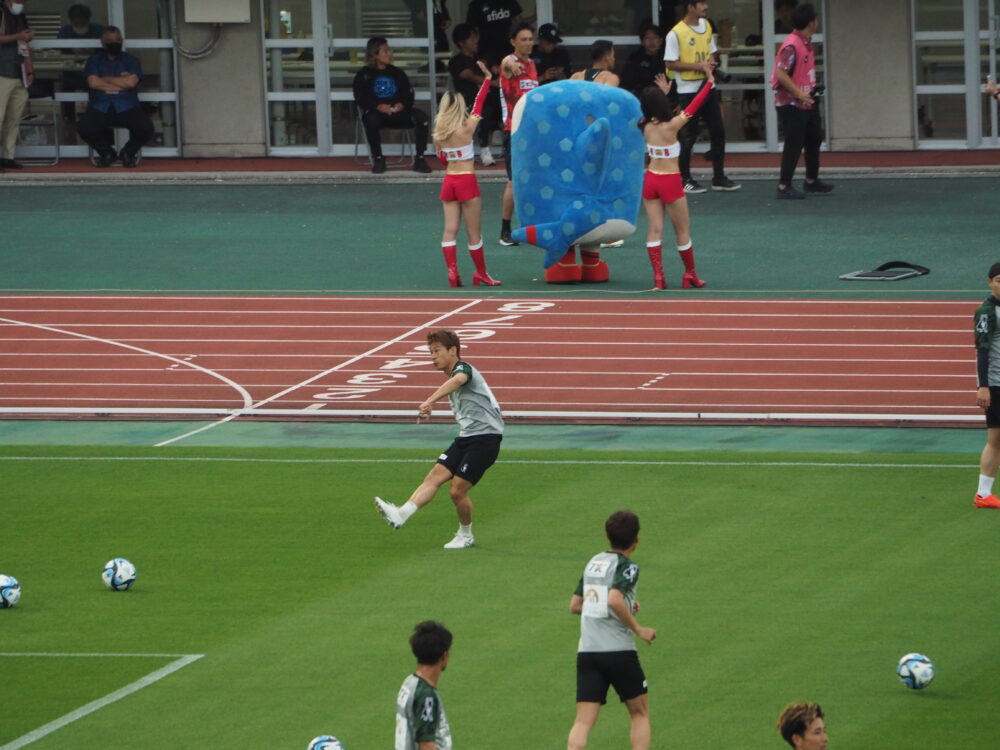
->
xmin=0 ymin=295 xmax=979 ymax=427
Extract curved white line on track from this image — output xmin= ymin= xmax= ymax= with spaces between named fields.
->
xmin=0 ymin=316 xmax=253 ymax=409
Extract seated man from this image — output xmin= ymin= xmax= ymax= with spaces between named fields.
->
xmin=57 ymin=3 xmax=103 ymax=46
xmin=352 ymin=37 xmax=432 ymax=174
xmin=76 ymin=26 xmax=153 ymax=167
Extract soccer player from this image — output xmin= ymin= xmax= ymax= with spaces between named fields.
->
xmin=776 ymin=702 xmax=829 ymax=749
xmin=567 ymin=510 xmax=656 ymax=750
xmin=973 ymin=261 xmax=1000 ymax=508
xmin=394 ymin=621 xmax=453 ymax=750
xmin=374 ymin=329 xmax=503 ymax=548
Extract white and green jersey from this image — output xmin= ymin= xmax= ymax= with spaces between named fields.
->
xmin=974 ymin=296 xmax=1000 ymax=386
xmin=574 ymin=551 xmax=640 ymax=653
xmin=395 ymin=673 xmax=451 ymax=750
xmin=448 ymin=361 xmax=504 ymax=437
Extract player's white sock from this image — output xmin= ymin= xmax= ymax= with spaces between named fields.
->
xmin=459 ymin=523 xmax=473 ymax=537
xmin=978 ymin=474 xmax=995 ymax=497
xmin=399 ymin=501 xmax=418 ymax=522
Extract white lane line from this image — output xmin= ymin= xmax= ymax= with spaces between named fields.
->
xmin=152 ymin=298 xmax=485 ymax=447
xmin=0 ymin=317 xmax=252 ymax=409
xmin=0 ymin=653 xmax=203 ymax=750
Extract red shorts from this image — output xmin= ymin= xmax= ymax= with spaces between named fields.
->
xmin=642 ymin=171 xmax=685 ymax=204
xmin=439 ymin=173 xmax=480 ymax=203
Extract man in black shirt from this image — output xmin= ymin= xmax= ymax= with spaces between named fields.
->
xmin=465 ymin=0 xmax=523 ymax=70
xmin=448 ymin=23 xmax=499 ymax=165
xmin=622 ymin=21 xmax=666 ymax=96
xmin=532 ymin=23 xmax=571 ymax=84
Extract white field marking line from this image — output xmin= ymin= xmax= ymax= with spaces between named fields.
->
xmin=152 ymin=298 xmax=485 ymax=447
xmin=0 ymin=317 xmax=252 ymax=409
xmin=0 ymin=457 xmax=975 ymax=469
xmin=0 ymin=653 xmax=203 ymax=750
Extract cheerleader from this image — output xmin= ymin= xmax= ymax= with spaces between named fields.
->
xmin=639 ymin=70 xmax=715 ymax=289
xmin=433 ymin=61 xmax=500 ymax=287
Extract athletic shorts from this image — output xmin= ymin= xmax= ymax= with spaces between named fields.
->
xmin=985 ymin=386 xmax=1000 ymax=427
xmin=437 ymin=433 xmax=502 ymax=485
xmin=642 ymin=170 xmax=685 ymax=204
xmin=576 ymin=650 xmax=647 ymax=704
xmin=502 ymin=130 xmax=512 ymax=180
xmin=439 ymin=173 xmax=480 ymax=203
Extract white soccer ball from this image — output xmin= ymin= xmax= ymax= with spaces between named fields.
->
xmin=0 ymin=574 xmax=20 ymax=608
xmin=307 ymin=736 xmax=344 ymax=750
xmin=102 ymin=558 xmax=137 ymax=591
xmin=897 ymin=652 xmax=935 ymax=689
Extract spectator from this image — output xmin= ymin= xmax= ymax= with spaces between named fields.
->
xmin=57 ymin=3 xmax=103 ymax=43
xmin=76 ymin=26 xmax=154 ymax=168
xmin=465 ymin=0 xmax=523 ymax=70
xmin=404 ymin=0 xmax=451 ymax=56
xmin=0 ymin=0 xmax=33 ymax=172
xmin=449 ymin=22 xmax=499 ymax=165
xmin=622 ymin=22 xmax=666 ymax=96
xmin=664 ymin=0 xmax=740 ymax=193
xmin=353 ymin=37 xmax=432 ymax=175
xmin=497 ymin=22 xmax=537 ymax=246
xmin=571 ymin=39 xmax=620 ymax=87
xmin=531 ymin=23 xmax=570 ymax=84
xmin=774 ymin=0 xmax=798 ymax=35
xmin=770 ymin=3 xmax=832 ymax=198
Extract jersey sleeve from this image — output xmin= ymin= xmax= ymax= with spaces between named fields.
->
xmin=574 ymin=576 xmax=584 ymax=596
xmin=451 ymin=361 xmax=473 ymax=383
xmin=412 ymin=685 xmax=441 ymax=743
xmin=975 ymin=302 xmax=996 ymax=349
xmin=611 ymin=557 xmax=639 ymax=593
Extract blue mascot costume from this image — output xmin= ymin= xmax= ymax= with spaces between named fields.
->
xmin=510 ymin=80 xmax=645 ymax=283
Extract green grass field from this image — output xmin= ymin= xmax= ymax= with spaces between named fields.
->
xmin=2 ymin=444 xmax=996 ymax=749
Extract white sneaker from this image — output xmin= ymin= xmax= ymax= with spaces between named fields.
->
xmin=600 ymin=239 xmax=625 ymax=248
xmin=442 ymin=532 xmax=475 ymax=549
xmin=374 ymin=496 xmax=403 ymax=529
xmin=479 ymin=148 xmax=495 ymax=166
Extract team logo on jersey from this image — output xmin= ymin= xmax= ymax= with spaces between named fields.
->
xmin=622 ymin=563 xmax=638 ymax=582
xmin=421 ymin=697 xmax=436 ymax=722
xmin=978 ymin=314 xmax=990 ymax=334
xmin=439 ymin=452 xmax=449 ymax=460
xmin=374 ymin=75 xmax=398 ymax=99
xmin=519 ymin=79 xmax=538 ymax=90
xmin=688 ymin=37 xmax=696 ymax=45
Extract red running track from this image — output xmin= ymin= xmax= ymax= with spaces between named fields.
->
xmin=0 ymin=294 xmax=979 ymax=426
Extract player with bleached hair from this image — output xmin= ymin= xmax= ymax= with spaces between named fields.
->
xmin=776 ymin=702 xmax=828 ymax=749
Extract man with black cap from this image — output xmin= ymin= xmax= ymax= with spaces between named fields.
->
xmin=972 ymin=262 xmax=1000 ymax=509
xmin=532 ymin=22 xmax=571 ymax=84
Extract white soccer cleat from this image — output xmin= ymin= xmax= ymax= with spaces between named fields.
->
xmin=442 ymin=532 xmax=475 ymax=549
xmin=374 ymin=496 xmax=404 ymax=529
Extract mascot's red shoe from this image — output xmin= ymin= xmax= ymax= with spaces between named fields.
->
xmin=545 ymin=248 xmax=583 ymax=284
xmin=580 ymin=249 xmax=609 ymax=283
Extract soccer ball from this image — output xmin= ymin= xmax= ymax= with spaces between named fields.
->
xmin=897 ymin=652 xmax=935 ymax=689
xmin=102 ymin=558 xmax=137 ymax=591
xmin=307 ymin=736 xmax=344 ymax=750
xmin=0 ymin=574 xmax=20 ymax=608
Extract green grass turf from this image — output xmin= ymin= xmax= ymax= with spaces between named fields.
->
xmin=1 ymin=445 xmax=996 ymax=749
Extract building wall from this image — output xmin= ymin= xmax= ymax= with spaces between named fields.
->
xmin=827 ymin=0 xmax=916 ymax=150
xmin=175 ymin=3 xmax=267 ymax=157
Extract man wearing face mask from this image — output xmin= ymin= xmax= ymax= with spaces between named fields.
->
xmin=0 ymin=0 xmax=34 ymax=172
xmin=76 ymin=26 xmax=154 ymax=167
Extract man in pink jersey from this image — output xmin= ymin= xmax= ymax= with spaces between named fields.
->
xmin=771 ymin=3 xmax=833 ymax=200
xmin=497 ymin=22 xmax=537 ymax=246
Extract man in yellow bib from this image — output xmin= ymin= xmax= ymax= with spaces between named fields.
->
xmin=664 ymin=1 xmax=739 ymax=194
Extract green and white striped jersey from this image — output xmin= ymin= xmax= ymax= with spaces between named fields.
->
xmin=974 ymin=296 xmax=1000 ymax=386
xmin=395 ymin=673 xmax=452 ymax=750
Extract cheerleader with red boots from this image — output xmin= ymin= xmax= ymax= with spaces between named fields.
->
xmin=639 ymin=70 xmax=714 ymax=289
xmin=433 ymin=61 xmax=500 ymax=288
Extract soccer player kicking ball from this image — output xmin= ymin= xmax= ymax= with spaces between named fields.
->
xmin=374 ymin=329 xmax=503 ymax=548
xmin=394 ymin=621 xmax=454 ymax=750
xmin=568 ymin=511 xmax=656 ymax=750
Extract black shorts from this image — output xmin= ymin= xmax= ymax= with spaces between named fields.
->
xmin=576 ymin=650 xmax=647 ymax=704
xmin=986 ymin=387 xmax=1000 ymax=427
xmin=502 ymin=130 xmax=512 ymax=180
xmin=437 ymin=433 xmax=502 ymax=485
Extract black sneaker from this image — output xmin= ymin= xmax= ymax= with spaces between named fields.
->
xmin=776 ymin=185 xmax=805 ymax=200
xmin=711 ymin=176 xmax=741 ymax=191
xmin=683 ymin=179 xmax=707 ymax=194
xmin=120 ymin=150 xmax=140 ymax=168
xmin=499 ymin=231 xmax=519 ymax=246
xmin=412 ymin=156 xmax=432 ymax=174
xmin=804 ymin=179 xmax=834 ymax=194
xmin=95 ymin=149 xmax=116 ymax=168
xmin=1 ymin=158 xmax=24 ymax=169
xmin=371 ymin=156 xmax=386 ymax=174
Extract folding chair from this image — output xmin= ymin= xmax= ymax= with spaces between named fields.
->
xmin=353 ymin=106 xmax=415 ymax=167
xmin=16 ymin=80 xmax=59 ymax=166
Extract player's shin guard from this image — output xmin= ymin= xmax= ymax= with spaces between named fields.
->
xmin=442 ymin=241 xmax=462 ymax=287
xmin=545 ymin=246 xmax=583 ymax=284
xmin=580 ymin=247 xmax=609 ymax=283
xmin=678 ymin=241 xmax=706 ymax=288
xmin=647 ymin=241 xmax=666 ymax=289
xmin=468 ymin=241 xmax=501 ymax=286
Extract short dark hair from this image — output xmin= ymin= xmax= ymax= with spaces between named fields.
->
xmin=605 ymin=510 xmax=639 ymax=549
xmin=988 ymin=262 xmax=1000 ymax=280
xmin=68 ymin=3 xmax=92 ymax=22
xmin=452 ymin=22 xmax=476 ymax=46
xmin=101 ymin=25 xmax=122 ymax=39
xmin=638 ymin=21 xmax=663 ymax=43
xmin=792 ymin=3 xmax=817 ymax=29
xmin=410 ymin=620 xmax=452 ymax=665
xmin=590 ymin=39 xmax=614 ymax=62
xmin=509 ymin=22 xmax=534 ymax=41
xmin=684 ymin=0 xmax=706 ymax=9
xmin=639 ymin=85 xmax=674 ymax=124
xmin=776 ymin=702 xmax=824 ymax=747
xmin=426 ymin=329 xmax=461 ymax=357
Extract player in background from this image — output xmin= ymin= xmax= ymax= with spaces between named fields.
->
xmin=638 ymin=71 xmax=713 ymax=289
xmin=375 ymin=329 xmax=504 ymax=548
xmin=498 ymin=22 xmax=537 ymax=246
xmin=570 ymin=39 xmax=620 ymax=87
xmin=433 ymin=60 xmax=501 ymax=287
xmin=567 ymin=510 xmax=656 ymax=750
xmin=776 ymin=702 xmax=828 ymax=749
xmin=973 ymin=262 xmax=1000 ymax=508
xmin=394 ymin=621 xmax=453 ymax=750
